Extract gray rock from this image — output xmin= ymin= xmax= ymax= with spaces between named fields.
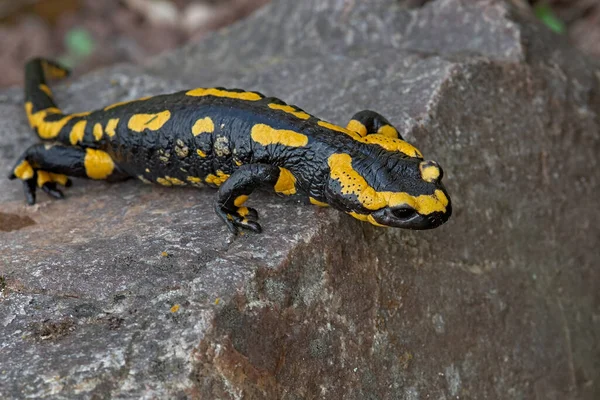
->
xmin=1 ymin=0 xmax=599 ymax=398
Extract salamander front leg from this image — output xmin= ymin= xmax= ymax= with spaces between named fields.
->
xmin=8 ymin=143 xmax=126 ymax=204
xmin=346 ymin=110 xmax=401 ymax=139
xmin=214 ymin=164 xmax=282 ymax=234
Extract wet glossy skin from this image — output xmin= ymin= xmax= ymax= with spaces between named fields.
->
xmin=10 ymin=58 xmax=452 ymax=234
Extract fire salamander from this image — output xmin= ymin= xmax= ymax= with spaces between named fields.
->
xmin=9 ymin=58 xmax=452 ymax=234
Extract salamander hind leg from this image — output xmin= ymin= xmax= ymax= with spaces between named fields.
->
xmin=346 ymin=110 xmax=401 ymax=139
xmin=9 ymin=143 xmax=127 ymax=205
xmin=214 ymin=164 xmax=282 ymax=235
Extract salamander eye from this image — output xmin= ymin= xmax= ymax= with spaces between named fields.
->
xmin=391 ymin=206 xmax=417 ymax=220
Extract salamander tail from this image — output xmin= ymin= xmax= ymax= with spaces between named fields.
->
xmin=24 ymin=58 xmax=70 ymax=113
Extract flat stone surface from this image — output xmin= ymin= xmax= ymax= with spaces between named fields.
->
xmin=1 ymin=0 xmax=599 ymax=398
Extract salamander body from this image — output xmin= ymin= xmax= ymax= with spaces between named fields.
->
xmin=10 ymin=58 xmax=452 ymax=233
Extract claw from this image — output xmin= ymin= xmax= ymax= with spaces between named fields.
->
xmin=238 ymin=219 xmax=262 ymax=233
xmin=12 ymin=166 xmax=72 ymax=204
xmin=215 ymin=204 xmax=263 ymax=235
xmin=48 ymin=172 xmax=71 ymax=187
xmin=244 ymin=207 xmax=259 ymax=221
xmin=224 ymin=215 xmax=239 ymax=235
xmin=230 ymin=216 xmax=262 ymax=234
xmin=41 ymin=182 xmax=64 ymax=199
xmin=237 ymin=206 xmax=259 ymax=221
xmin=23 ymin=179 xmax=36 ymax=205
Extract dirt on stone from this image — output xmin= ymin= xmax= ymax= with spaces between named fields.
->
xmin=30 ymin=318 xmax=76 ymax=341
xmin=0 ymin=212 xmax=36 ymax=232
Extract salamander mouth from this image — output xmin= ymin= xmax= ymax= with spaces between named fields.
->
xmin=371 ymin=203 xmax=452 ymax=230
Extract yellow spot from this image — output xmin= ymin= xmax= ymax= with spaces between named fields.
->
xmin=348 ymin=212 xmax=389 ymax=228
xmin=234 ymin=195 xmax=249 ymax=207
xmin=104 ymin=100 xmax=130 ymax=111
xmin=274 ymin=167 xmax=296 ymax=195
xmin=346 ymin=120 xmax=368 ymax=137
xmin=156 ymin=176 xmax=185 ymax=186
xmin=214 ymin=298 xmax=220 ymax=305
xmin=14 ymin=160 xmax=34 ymax=180
xmin=361 ymin=135 xmax=423 ymax=158
xmin=419 ymin=161 xmax=440 ymax=182
xmin=186 ymin=88 xmax=262 ymax=101
xmin=39 ymin=84 xmax=52 ymax=98
xmin=188 ymin=178 xmax=204 ymax=188
xmin=166 ymin=176 xmax=185 ymax=186
xmin=69 ymin=120 xmax=87 ymax=145
xmin=268 ymin=103 xmax=310 ymax=120
xmin=318 ymin=120 xmax=353 ymax=135
xmin=42 ymin=61 xmax=68 ymax=79
xmin=349 ymin=212 xmax=368 ymax=221
xmin=309 ymin=197 xmax=329 ymax=207
xmin=238 ymin=207 xmax=249 ymax=217
xmin=93 ymin=123 xmax=103 ymax=141
xmin=49 ymin=173 xmax=69 ymax=186
xmin=25 ymin=102 xmax=82 ymax=140
xmin=434 ymin=190 xmax=449 ymax=207
xmin=161 ymin=251 xmax=169 ymax=257
xmin=84 ymin=149 xmax=115 ymax=179
xmin=104 ymin=96 xmax=151 ymax=111
xmin=170 ymin=304 xmax=180 ymax=313
xmin=234 ymin=159 xmax=242 ymax=166
xmin=128 ymin=110 xmax=171 ymax=132
xmin=205 ymin=170 xmax=230 ymax=187
xmin=192 ymin=117 xmax=215 ymax=136
xmin=420 ymin=162 xmax=440 ymax=183
xmin=328 ymin=153 xmax=448 ymax=215
xmin=145 ymin=168 xmax=150 ymax=173
xmin=377 ymin=125 xmax=399 ymax=138
xmin=72 ymin=111 xmax=91 ymax=118
xmin=319 ymin=119 xmax=422 ymax=158
xmin=36 ymin=171 xmax=51 ymax=187
xmin=105 ymin=118 xmax=119 ymax=137
xmin=251 ymin=124 xmax=308 ymax=147
xmin=157 ymin=178 xmax=172 ymax=186
xmin=196 ymin=149 xmax=207 ymax=158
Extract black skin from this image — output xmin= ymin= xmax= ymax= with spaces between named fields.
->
xmin=9 ymin=58 xmax=452 ymax=234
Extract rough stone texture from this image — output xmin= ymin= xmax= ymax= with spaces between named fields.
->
xmin=1 ymin=0 xmax=599 ymax=398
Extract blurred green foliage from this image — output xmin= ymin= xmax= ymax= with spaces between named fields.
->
xmin=58 ymin=27 xmax=95 ymax=68
xmin=534 ymin=4 xmax=566 ymax=34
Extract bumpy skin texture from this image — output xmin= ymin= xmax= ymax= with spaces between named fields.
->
xmin=9 ymin=58 xmax=452 ymax=234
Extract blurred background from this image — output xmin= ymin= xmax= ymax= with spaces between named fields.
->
xmin=0 ymin=0 xmax=598 ymax=88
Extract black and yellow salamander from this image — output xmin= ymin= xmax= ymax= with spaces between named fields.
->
xmin=9 ymin=58 xmax=452 ymax=234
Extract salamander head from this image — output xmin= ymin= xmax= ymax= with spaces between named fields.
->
xmin=325 ymin=153 xmax=452 ymax=230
